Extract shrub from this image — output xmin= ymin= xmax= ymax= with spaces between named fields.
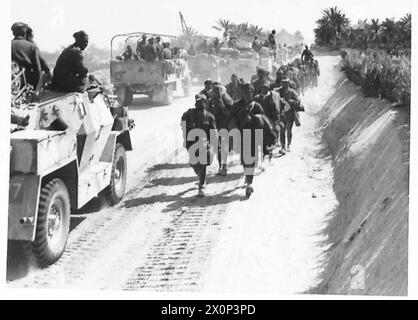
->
xmin=340 ymin=49 xmax=410 ymax=110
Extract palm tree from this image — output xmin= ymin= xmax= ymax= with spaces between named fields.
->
xmin=248 ymin=24 xmax=264 ymax=39
xmin=234 ymin=22 xmax=250 ymax=40
xmin=398 ymin=13 xmax=411 ymax=48
xmin=381 ymin=18 xmax=401 ymax=50
xmin=370 ymin=19 xmax=381 ymax=37
xmin=314 ymin=6 xmax=350 ymax=49
xmin=177 ymin=25 xmax=202 ymax=47
xmin=212 ymin=19 xmax=234 ymax=38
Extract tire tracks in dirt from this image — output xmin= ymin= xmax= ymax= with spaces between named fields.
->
xmin=9 ymin=149 xmax=248 ymax=290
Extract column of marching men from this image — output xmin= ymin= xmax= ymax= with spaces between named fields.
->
xmin=181 ymin=52 xmax=320 ymax=198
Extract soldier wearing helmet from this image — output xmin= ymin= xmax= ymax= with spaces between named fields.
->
xmin=301 ymin=45 xmax=314 ymax=62
xmin=277 ymin=78 xmax=302 ymax=152
xmin=181 ymin=94 xmax=217 ymax=197
xmin=233 ymin=83 xmax=276 ymax=198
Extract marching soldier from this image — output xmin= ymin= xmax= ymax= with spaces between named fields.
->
xmin=251 ymin=67 xmax=273 ymax=95
xmin=225 ymin=74 xmax=242 ymax=102
xmin=276 ymin=78 xmax=302 ymax=152
xmin=181 ymin=94 xmax=217 ymax=197
xmin=236 ymin=83 xmax=277 ymax=198
xmin=229 ymin=83 xmax=264 ymax=130
xmin=254 ymin=79 xmax=281 ymax=150
xmin=208 ymin=83 xmax=234 ymax=176
xmin=301 ymin=45 xmax=314 ymax=62
xmin=199 ymin=80 xmax=213 ymax=100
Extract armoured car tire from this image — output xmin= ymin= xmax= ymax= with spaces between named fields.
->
xmin=32 ymin=178 xmax=70 ymax=267
xmin=106 ymin=143 xmax=127 ymax=205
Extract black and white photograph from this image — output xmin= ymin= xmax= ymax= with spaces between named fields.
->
xmin=1 ymin=0 xmax=416 ymax=301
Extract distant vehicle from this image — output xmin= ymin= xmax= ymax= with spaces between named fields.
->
xmin=110 ymin=32 xmax=192 ymax=106
xmin=188 ymin=45 xmax=276 ymax=83
xmin=9 ymin=65 xmax=134 ymax=267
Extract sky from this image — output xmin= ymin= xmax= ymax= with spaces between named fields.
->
xmin=11 ymin=0 xmax=413 ymax=52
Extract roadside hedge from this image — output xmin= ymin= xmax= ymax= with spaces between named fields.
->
xmin=340 ymin=49 xmax=410 ymax=110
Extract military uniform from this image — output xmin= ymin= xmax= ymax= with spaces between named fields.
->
xmin=252 ymin=38 xmax=262 ymax=52
xmin=11 ymin=36 xmax=42 ymax=88
xmin=199 ymin=88 xmax=213 ymax=101
xmin=51 ymin=44 xmax=88 ymax=92
xmin=301 ymin=48 xmax=313 ymax=62
xmin=240 ymin=111 xmax=277 ymax=197
xmin=181 ymin=96 xmax=217 ymax=196
xmin=136 ymin=38 xmax=147 ymax=59
xmin=208 ymin=92 xmax=233 ymax=174
xmin=229 ymin=99 xmax=264 ymax=130
xmin=208 ymin=92 xmax=234 ymax=130
xmin=252 ymin=77 xmax=274 ymax=96
xmin=162 ymin=47 xmax=172 ymax=59
xmin=254 ymin=89 xmax=281 ymax=142
xmin=225 ymin=82 xmax=242 ymax=102
xmin=268 ymin=33 xmax=276 ymax=49
xmin=277 ymin=83 xmax=301 ymax=149
xmin=143 ymin=43 xmax=158 ymax=62
xmin=155 ymin=41 xmax=163 ymax=60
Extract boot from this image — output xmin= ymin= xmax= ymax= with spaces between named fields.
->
xmin=219 ymin=164 xmax=227 ymax=176
xmin=197 ymin=186 xmax=205 ymax=197
xmin=245 ymin=184 xmax=254 ymax=198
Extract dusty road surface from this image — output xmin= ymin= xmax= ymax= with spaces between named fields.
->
xmin=8 ymin=57 xmax=340 ymax=293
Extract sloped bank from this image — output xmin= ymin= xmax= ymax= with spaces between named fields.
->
xmin=314 ymin=74 xmax=410 ymax=295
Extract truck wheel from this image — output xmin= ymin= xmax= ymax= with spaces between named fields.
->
xmin=106 ymin=143 xmax=127 ymax=205
xmin=183 ymin=74 xmax=193 ymax=97
xmin=115 ymin=86 xmax=126 ymax=105
xmin=115 ymin=87 xmax=133 ymax=106
xmin=32 ymin=178 xmax=70 ymax=267
xmin=125 ymin=89 xmax=133 ymax=105
xmin=162 ymin=85 xmax=174 ymax=105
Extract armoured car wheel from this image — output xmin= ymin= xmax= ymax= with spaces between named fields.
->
xmin=106 ymin=143 xmax=127 ymax=205
xmin=32 ymin=178 xmax=70 ymax=267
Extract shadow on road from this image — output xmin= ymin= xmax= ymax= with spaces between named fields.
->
xmin=124 ymin=182 xmax=244 ymax=213
xmin=144 ymin=172 xmax=243 ymax=189
xmin=146 ymin=162 xmax=191 ymax=173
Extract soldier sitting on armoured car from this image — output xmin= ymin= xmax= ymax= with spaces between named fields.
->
xmin=51 ymin=31 xmax=90 ymax=93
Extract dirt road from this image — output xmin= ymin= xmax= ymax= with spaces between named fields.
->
xmin=8 ymin=57 xmax=340 ymax=293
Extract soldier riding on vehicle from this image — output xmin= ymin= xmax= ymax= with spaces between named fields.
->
xmin=51 ymin=30 xmax=90 ymax=93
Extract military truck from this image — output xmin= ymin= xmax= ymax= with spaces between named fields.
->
xmin=187 ymin=53 xmax=222 ymax=83
xmin=188 ymin=46 xmax=275 ymax=84
xmin=9 ymin=67 xmax=134 ymax=267
xmin=110 ymin=32 xmax=192 ymax=106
